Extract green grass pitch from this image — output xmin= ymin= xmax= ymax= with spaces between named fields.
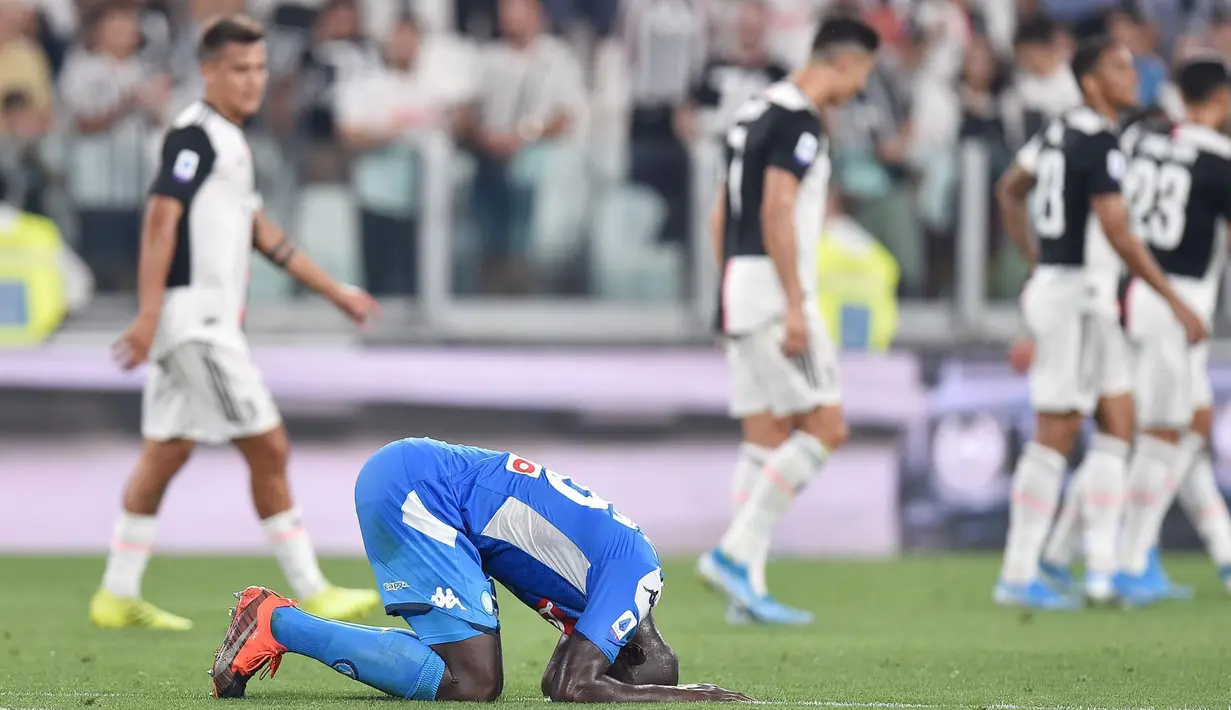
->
xmin=1 ymin=554 xmax=1230 ymax=709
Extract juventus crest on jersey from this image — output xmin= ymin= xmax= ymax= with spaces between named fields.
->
xmin=717 ymin=81 xmax=831 ymax=335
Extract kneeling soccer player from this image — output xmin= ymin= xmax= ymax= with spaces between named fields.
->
xmin=209 ymin=437 xmax=752 ymax=702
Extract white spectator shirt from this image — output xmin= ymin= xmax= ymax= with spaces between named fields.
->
xmin=1015 ymin=66 xmax=1083 ymax=123
xmin=621 ymin=0 xmax=705 ymax=105
xmin=478 ymin=35 xmax=584 ymax=134
xmin=58 ymin=49 xmax=156 ymax=209
xmin=147 ymin=102 xmax=263 ymax=358
xmin=335 ymin=38 xmax=474 ymax=215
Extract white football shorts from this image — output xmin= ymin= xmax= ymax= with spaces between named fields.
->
xmin=725 ymin=313 xmax=842 ymax=419
xmin=142 ymin=340 xmax=282 ymax=444
xmin=1022 ymin=284 xmax=1132 ymax=416
xmin=1125 ymin=282 xmax=1213 ymax=429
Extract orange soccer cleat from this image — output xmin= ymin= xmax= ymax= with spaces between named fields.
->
xmin=208 ymin=586 xmax=297 ymax=698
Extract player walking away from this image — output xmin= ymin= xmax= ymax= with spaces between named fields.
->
xmin=1105 ymin=58 xmax=1231 ymax=597
xmin=89 ymin=16 xmax=382 ymax=630
xmin=208 ymin=437 xmax=753 ymax=703
xmin=993 ymin=37 xmax=1207 ymax=610
xmin=697 ymin=17 xmax=878 ymax=625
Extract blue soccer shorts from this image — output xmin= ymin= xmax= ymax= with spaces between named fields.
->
xmin=354 ymin=441 xmax=499 ymax=646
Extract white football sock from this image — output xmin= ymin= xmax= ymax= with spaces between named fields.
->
xmin=731 ymin=442 xmax=772 ymax=509
xmin=261 ymin=508 xmax=329 ymax=599
xmin=731 ymin=442 xmax=772 ymax=595
xmin=1148 ymin=433 xmax=1201 ymax=549
xmin=1000 ymin=442 xmax=1066 ymax=585
xmin=720 ymin=431 xmax=828 ymax=566
xmin=1042 ymin=469 xmax=1086 ymax=569
xmin=1119 ymin=435 xmax=1181 ymax=575
xmin=1078 ymin=434 xmax=1129 ymax=577
xmin=101 ymin=512 xmax=158 ymax=598
xmin=1176 ymin=444 xmax=1231 ymax=568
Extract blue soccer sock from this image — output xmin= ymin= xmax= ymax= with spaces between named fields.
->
xmin=269 ymin=607 xmax=445 ymax=700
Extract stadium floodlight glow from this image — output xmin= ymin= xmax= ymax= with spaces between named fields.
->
xmin=930 ymin=412 xmax=1008 ymax=507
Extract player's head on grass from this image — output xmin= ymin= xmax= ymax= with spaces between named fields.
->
xmin=1072 ymin=36 xmax=1139 ymax=115
xmin=797 ymin=16 xmax=879 ymax=107
xmin=199 ymin=14 xmax=268 ymax=121
xmin=1174 ymin=56 xmax=1231 ymax=128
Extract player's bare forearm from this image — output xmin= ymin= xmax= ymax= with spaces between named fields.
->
xmin=135 ymin=195 xmax=183 ymax=319
xmin=252 ymin=212 xmax=345 ymax=303
xmin=710 ymin=189 xmax=725 ymax=267
xmin=545 ymin=635 xmax=748 ymax=703
xmin=996 ymin=165 xmax=1037 ymax=267
xmin=762 ymin=167 xmax=804 ymax=307
xmin=1093 ymin=194 xmax=1182 ymax=305
xmin=284 ymin=251 xmax=347 ymax=300
xmin=556 ymin=677 xmax=730 ymax=702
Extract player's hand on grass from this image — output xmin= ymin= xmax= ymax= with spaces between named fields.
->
xmin=676 ymin=683 xmax=754 ymax=702
xmin=332 ymin=284 xmax=381 ymax=328
xmin=781 ymin=304 xmax=808 ymax=357
xmin=1008 ymin=336 xmax=1035 ymax=375
xmin=113 ymin=313 xmax=159 ymax=370
xmin=1168 ymin=297 xmax=1208 ymax=344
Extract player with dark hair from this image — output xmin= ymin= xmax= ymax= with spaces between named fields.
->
xmin=208 ymin=438 xmax=752 ymax=703
xmin=91 ymin=15 xmax=381 ymax=629
xmin=698 ymin=17 xmax=877 ymax=624
xmin=994 ymin=37 xmax=1206 ymax=609
xmin=1045 ymin=59 xmax=1231 ymax=601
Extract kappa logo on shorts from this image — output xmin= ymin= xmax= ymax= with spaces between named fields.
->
xmin=610 ymin=610 xmax=638 ymax=641
xmin=430 ymin=587 xmax=466 ymax=610
xmin=383 ymin=581 xmax=410 ymax=592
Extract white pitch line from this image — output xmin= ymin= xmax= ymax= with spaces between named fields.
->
xmin=749 ymin=701 xmax=1215 ymax=710
xmin=0 ymin=692 xmax=1213 ymax=710
xmin=0 ymin=693 xmax=123 ymax=698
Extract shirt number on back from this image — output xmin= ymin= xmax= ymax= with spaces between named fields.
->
xmin=1031 ymin=149 xmax=1066 ymax=239
xmin=1124 ymin=158 xmax=1191 ymax=251
xmin=506 ymin=455 xmax=638 ymax=530
xmin=725 ymin=99 xmax=770 ymax=218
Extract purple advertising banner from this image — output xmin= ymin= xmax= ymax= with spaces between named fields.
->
xmin=0 ymin=345 xmax=926 ymax=422
xmin=0 ymin=437 xmax=901 ymax=556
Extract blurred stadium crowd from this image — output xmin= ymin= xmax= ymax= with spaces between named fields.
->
xmin=3 ymin=0 xmax=1231 ymax=310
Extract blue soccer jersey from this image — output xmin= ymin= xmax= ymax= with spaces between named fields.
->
xmin=353 ymin=438 xmax=663 ymax=662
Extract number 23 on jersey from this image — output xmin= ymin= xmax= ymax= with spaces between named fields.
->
xmin=1124 ymin=158 xmax=1191 ymax=251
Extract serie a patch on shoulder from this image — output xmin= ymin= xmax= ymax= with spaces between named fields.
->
xmin=794 ymin=132 xmax=819 ymax=166
xmin=173 ymin=149 xmax=201 ymax=183
xmin=1106 ymin=148 xmax=1127 ymax=182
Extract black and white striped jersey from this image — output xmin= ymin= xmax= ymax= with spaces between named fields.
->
xmin=1121 ymin=120 xmax=1231 ymax=318
xmin=1015 ymin=105 xmax=1126 ymax=315
xmin=147 ymin=101 xmax=262 ymax=358
xmin=717 ymin=81 xmax=830 ymax=335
